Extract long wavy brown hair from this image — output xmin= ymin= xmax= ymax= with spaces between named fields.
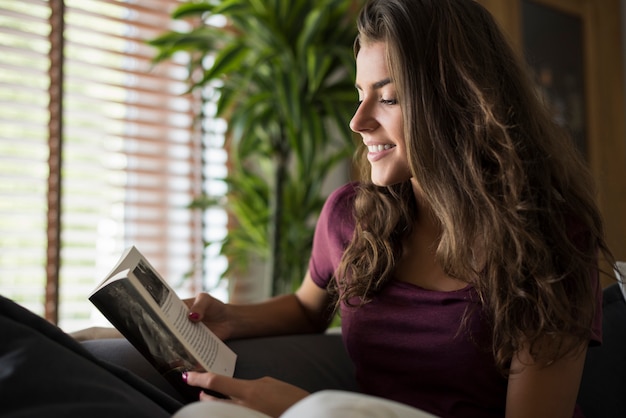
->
xmin=334 ymin=0 xmax=614 ymax=373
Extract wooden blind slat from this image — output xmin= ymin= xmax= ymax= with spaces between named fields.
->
xmin=45 ymin=0 xmax=65 ymax=324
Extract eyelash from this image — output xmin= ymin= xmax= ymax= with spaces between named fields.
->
xmin=356 ymin=98 xmax=398 ymax=106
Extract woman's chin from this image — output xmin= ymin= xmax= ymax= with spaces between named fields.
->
xmin=370 ymin=175 xmax=411 ymax=187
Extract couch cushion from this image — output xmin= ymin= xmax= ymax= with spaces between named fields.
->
xmin=82 ymin=333 xmax=357 ymax=403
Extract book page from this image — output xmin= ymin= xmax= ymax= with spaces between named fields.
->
xmin=89 ymin=279 xmax=203 ymax=374
xmin=91 ymin=246 xmax=142 ymax=292
xmin=90 ymin=246 xmax=236 ymax=376
xmin=130 ymin=258 xmax=236 ymax=375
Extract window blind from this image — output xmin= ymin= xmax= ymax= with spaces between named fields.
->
xmin=0 ymin=0 xmax=228 ymax=332
xmin=0 ymin=0 xmax=51 ymax=315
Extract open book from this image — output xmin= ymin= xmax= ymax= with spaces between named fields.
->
xmin=89 ymin=246 xmax=237 ymax=379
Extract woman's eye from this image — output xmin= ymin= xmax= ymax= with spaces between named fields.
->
xmin=380 ymin=98 xmax=397 ymax=105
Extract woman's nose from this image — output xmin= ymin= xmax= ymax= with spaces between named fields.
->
xmin=349 ymin=100 xmax=376 ymax=133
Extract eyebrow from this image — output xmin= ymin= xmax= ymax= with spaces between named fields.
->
xmin=355 ymin=77 xmax=392 ymax=90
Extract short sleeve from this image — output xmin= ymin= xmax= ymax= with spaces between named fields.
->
xmin=308 ymin=183 xmax=358 ymax=289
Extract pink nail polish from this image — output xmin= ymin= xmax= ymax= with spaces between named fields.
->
xmin=188 ymin=312 xmax=200 ymax=320
xmin=182 ymin=371 xmax=188 ymax=383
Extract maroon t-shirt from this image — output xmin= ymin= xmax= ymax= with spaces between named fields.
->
xmin=309 ymin=182 xmax=602 ymax=418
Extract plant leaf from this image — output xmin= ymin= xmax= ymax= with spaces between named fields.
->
xmin=172 ymin=2 xmax=219 ymax=19
xmin=198 ymin=42 xmax=249 ymax=86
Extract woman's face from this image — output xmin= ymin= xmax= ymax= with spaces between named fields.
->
xmin=350 ymin=41 xmax=411 ymax=186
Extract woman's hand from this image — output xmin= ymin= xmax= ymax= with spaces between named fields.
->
xmin=184 ymin=271 xmax=333 ymax=341
xmin=184 ymin=293 xmax=233 ymax=341
xmin=183 ymin=371 xmax=310 ymax=418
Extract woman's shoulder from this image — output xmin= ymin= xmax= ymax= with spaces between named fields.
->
xmin=326 ymin=181 xmax=361 ymax=206
xmin=310 ymin=183 xmax=361 ymax=285
xmin=327 ymin=181 xmax=361 ymax=203
xmin=323 ymin=181 xmax=360 ymax=214
xmin=316 ymin=182 xmax=360 ymax=242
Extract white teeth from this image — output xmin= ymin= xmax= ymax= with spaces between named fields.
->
xmin=367 ymin=144 xmax=394 ymax=152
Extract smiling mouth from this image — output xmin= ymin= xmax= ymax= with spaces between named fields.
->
xmin=367 ymin=144 xmax=396 ymax=152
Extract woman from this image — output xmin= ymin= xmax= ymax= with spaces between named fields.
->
xmin=181 ymin=0 xmax=612 ymax=417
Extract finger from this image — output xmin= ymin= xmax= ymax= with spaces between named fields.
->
xmin=185 ymin=372 xmax=245 ymax=399
xmin=182 ymin=297 xmax=194 ymax=309
xmin=199 ymin=389 xmax=230 ymax=401
xmin=187 ymin=293 xmax=212 ymax=321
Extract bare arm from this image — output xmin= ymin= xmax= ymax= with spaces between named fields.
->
xmin=506 ymin=342 xmax=588 ymax=418
xmin=187 ymin=270 xmax=333 ymax=340
xmin=184 ymin=372 xmax=309 ymax=418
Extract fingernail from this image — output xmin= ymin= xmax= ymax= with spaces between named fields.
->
xmin=188 ymin=312 xmax=200 ymax=320
xmin=181 ymin=372 xmax=188 ymax=383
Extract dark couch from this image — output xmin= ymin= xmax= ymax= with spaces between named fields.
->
xmin=82 ymin=333 xmax=358 ymax=405
xmin=576 ymin=282 xmax=626 ymax=418
xmin=2 ymin=282 xmax=621 ymax=417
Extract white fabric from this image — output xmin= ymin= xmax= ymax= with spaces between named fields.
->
xmin=172 ymin=401 xmax=271 ymax=418
xmin=282 ymin=391 xmax=438 ymax=418
xmin=172 ymin=390 xmax=438 ymax=418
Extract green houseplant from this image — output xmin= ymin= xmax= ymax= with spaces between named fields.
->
xmin=150 ymin=0 xmax=361 ymax=295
